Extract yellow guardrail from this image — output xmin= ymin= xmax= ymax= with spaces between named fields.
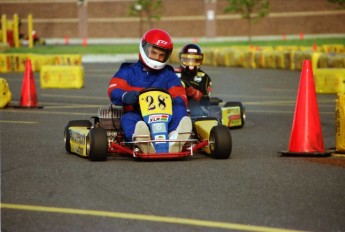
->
xmin=0 ymin=54 xmax=82 ymax=73
xmin=40 ymin=65 xmax=84 ymax=89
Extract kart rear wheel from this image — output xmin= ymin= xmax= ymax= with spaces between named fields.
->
xmin=87 ymin=127 xmax=108 ymax=161
xmin=209 ymin=125 xmax=232 ymax=159
xmin=64 ymin=120 xmax=92 ymax=154
xmin=224 ymin=101 xmax=245 ymax=129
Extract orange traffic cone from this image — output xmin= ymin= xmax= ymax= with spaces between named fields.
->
xmin=82 ymin=38 xmax=87 ymax=47
xmin=18 ymin=59 xmax=42 ymax=108
xmin=280 ymin=60 xmax=332 ymax=157
xmin=299 ymin=32 xmax=304 ymax=40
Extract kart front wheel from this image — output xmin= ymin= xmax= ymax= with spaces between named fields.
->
xmin=64 ymin=120 xmax=92 ymax=154
xmin=87 ymin=127 xmax=108 ymax=161
xmin=209 ymin=125 xmax=232 ymax=159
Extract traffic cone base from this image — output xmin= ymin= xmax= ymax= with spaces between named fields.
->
xmin=279 ymin=60 xmax=331 ymax=157
xmin=279 ymin=150 xmax=333 ymax=157
xmin=14 ymin=105 xmax=44 ymax=109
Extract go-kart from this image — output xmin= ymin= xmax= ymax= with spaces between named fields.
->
xmin=64 ymin=88 xmax=232 ymax=161
xmin=187 ymin=96 xmax=245 ymax=129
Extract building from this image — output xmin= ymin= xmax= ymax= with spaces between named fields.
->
xmin=1 ymin=0 xmax=344 ymax=39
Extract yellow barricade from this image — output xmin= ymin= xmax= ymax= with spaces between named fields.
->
xmin=254 ymin=51 xmax=264 ymax=68
xmin=336 ymin=93 xmax=345 ymax=153
xmin=275 ymin=51 xmax=291 ymax=69
xmin=53 ymin=54 xmax=82 ymax=65
xmin=292 ymin=51 xmax=313 ymax=70
xmin=203 ymin=48 xmax=216 ymax=66
xmin=243 ymin=50 xmax=255 ymax=68
xmin=314 ymin=68 xmax=345 ymax=94
xmin=40 ymin=65 xmax=84 ymax=89
xmin=321 ymin=44 xmax=345 ymax=53
xmin=4 ymin=53 xmax=28 ymax=72
xmin=235 ymin=48 xmax=250 ymax=68
xmin=262 ymin=50 xmax=276 ymax=69
xmin=275 ymin=46 xmax=299 ymax=52
xmin=316 ymin=53 xmax=330 ymax=68
xmin=227 ymin=48 xmax=244 ymax=67
xmin=215 ymin=48 xmax=231 ymax=67
xmin=0 ymin=54 xmax=9 ymax=73
xmin=169 ymin=49 xmax=180 ymax=64
xmin=28 ymin=54 xmax=55 ymax=72
xmin=0 ymin=77 xmax=12 ymax=108
xmin=327 ymin=54 xmax=345 ymax=68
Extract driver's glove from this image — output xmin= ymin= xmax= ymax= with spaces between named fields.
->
xmin=122 ymin=91 xmax=139 ymax=105
xmin=186 ymin=86 xmax=203 ymax=102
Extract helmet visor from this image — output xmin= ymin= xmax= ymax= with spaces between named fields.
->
xmin=143 ymin=43 xmax=171 ymax=63
xmin=180 ymin=53 xmax=203 ymax=66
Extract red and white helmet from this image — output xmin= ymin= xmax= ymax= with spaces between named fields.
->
xmin=139 ymin=28 xmax=173 ymax=70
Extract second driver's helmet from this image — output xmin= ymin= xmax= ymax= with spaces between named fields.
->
xmin=179 ymin=43 xmax=204 ymax=73
xmin=139 ymin=28 xmax=173 ymax=70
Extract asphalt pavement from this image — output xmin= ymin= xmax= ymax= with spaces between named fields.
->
xmin=1 ymin=62 xmax=344 ymax=232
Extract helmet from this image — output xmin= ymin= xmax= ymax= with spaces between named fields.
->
xmin=139 ymin=28 xmax=173 ymax=70
xmin=179 ymin=43 xmax=203 ymax=68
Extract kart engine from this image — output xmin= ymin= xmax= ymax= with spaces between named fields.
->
xmin=97 ymin=104 xmax=124 ymax=143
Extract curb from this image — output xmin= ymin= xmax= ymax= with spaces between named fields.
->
xmin=82 ymin=54 xmax=137 ymax=63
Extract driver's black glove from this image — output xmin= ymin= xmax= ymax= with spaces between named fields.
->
xmin=122 ymin=91 xmax=139 ymax=105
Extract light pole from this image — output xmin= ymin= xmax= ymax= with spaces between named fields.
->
xmin=134 ymin=3 xmax=143 ymax=38
xmin=78 ymin=0 xmax=88 ymax=39
xmin=205 ymin=0 xmax=217 ymax=38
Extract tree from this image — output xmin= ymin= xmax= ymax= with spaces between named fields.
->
xmin=128 ymin=0 xmax=163 ymax=37
xmin=327 ymin=0 xmax=345 ymax=9
xmin=224 ymin=0 xmax=270 ymax=42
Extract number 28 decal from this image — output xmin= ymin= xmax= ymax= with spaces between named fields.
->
xmin=145 ymin=94 xmax=167 ymax=111
xmin=139 ymin=91 xmax=172 ymax=116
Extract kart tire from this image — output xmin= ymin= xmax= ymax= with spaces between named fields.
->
xmin=87 ymin=127 xmax=108 ymax=161
xmin=209 ymin=125 xmax=232 ymax=159
xmin=64 ymin=120 xmax=92 ymax=154
xmin=224 ymin=101 xmax=245 ymax=129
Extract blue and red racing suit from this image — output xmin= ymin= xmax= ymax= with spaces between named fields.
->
xmin=108 ymin=60 xmax=188 ymax=141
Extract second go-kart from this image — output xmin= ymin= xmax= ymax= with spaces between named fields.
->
xmin=64 ymin=88 xmax=232 ymax=161
xmin=188 ymin=96 xmax=245 ymax=130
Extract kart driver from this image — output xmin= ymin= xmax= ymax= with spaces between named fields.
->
xmin=108 ymin=28 xmax=192 ymax=153
xmin=174 ymin=43 xmax=213 ymax=118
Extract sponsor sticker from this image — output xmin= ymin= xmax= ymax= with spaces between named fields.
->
xmin=154 ymin=134 xmax=166 ymax=143
xmin=148 ymin=114 xmax=169 ymax=123
xmin=70 ymin=130 xmax=86 ymax=144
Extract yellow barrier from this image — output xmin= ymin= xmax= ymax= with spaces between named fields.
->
xmin=321 ymin=44 xmax=345 ymax=53
xmin=316 ymin=53 xmax=330 ymax=68
xmin=0 ymin=53 xmax=26 ymax=72
xmin=276 ymin=51 xmax=291 ymax=69
xmin=243 ymin=50 xmax=256 ymax=68
xmin=53 ymin=54 xmax=82 ymax=65
xmin=40 ymin=65 xmax=84 ymax=89
xmin=215 ymin=48 xmax=231 ymax=67
xmin=0 ymin=54 xmax=83 ymax=73
xmin=314 ymin=68 xmax=345 ymax=94
xmin=292 ymin=51 xmax=313 ymax=70
xmin=226 ymin=48 xmax=243 ymax=67
xmin=327 ymin=54 xmax=345 ymax=68
xmin=275 ymin=45 xmax=299 ymax=52
xmin=28 ymin=54 xmax=55 ymax=72
xmin=0 ymin=54 xmax=9 ymax=73
xmin=262 ymin=50 xmax=276 ymax=69
xmin=336 ymin=93 xmax=345 ymax=153
xmin=0 ymin=77 xmax=12 ymax=108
